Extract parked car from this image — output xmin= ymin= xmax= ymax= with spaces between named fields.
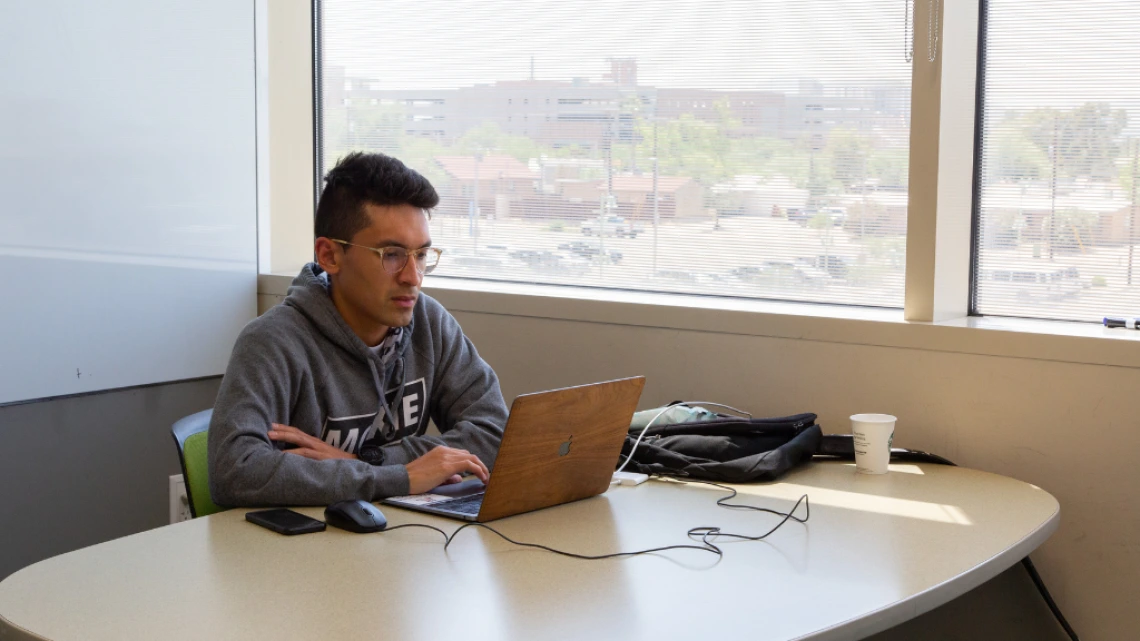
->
xmin=796 ymin=255 xmax=849 ymax=279
xmin=507 ymin=249 xmax=590 ymax=275
xmin=580 ymin=216 xmax=644 ymax=238
xmin=654 ymin=269 xmax=699 ymax=283
xmin=508 ymin=249 xmax=544 ymax=265
xmin=557 ymin=240 xmax=623 ymax=263
xmin=786 ymin=207 xmax=810 ymax=225
xmin=730 ymin=262 xmax=823 ymax=288
xmin=980 ymin=266 xmax=1087 ymax=303
xmin=729 ymin=266 xmax=764 ymax=279
xmin=788 ymin=207 xmax=846 ymax=227
xmin=819 ymin=207 xmax=847 ymax=227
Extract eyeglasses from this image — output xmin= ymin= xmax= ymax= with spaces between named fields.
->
xmin=329 ymin=239 xmax=443 ymax=275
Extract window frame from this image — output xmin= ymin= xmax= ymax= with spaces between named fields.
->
xmin=968 ymin=0 xmax=988 ymax=316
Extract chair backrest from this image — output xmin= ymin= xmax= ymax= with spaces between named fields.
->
xmin=171 ymin=409 xmax=225 ymax=518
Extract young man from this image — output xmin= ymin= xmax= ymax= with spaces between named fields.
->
xmin=208 ymin=152 xmax=508 ymax=507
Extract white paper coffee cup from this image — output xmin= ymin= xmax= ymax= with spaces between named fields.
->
xmin=850 ymin=414 xmax=896 ymax=474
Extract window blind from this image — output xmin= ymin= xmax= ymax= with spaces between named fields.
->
xmin=975 ymin=0 xmax=1140 ymax=321
xmin=319 ymin=0 xmax=911 ymax=307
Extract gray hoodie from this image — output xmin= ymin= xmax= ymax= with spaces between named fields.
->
xmin=207 ymin=263 xmax=508 ymax=507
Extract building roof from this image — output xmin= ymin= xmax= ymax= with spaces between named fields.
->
xmin=435 ymin=155 xmax=537 ymax=181
xmin=607 ymin=175 xmax=695 ymax=194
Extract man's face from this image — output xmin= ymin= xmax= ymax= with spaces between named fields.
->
xmin=324 ymin=203 xmax=431 ymax=336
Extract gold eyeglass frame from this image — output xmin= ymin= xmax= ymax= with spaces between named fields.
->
xmin=328 ymin=239 xmax=443 ymax=275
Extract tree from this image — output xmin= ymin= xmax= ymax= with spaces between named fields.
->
xmin=1024 ymin=102 xmax=1128 ymax=181
xmin=630 ymin=114 xmax=732 ymax=186
xmin=453 ymin=122 xmax=542 ymax=162
xmin=330 ymin=100 xmax=406 ymax=157
xmin=989 ymin=123 xmax=1049 ymax=183
xmin=826 ymin=127 xmax=871 ymax=190
xmin=1120 ymin=138 xmax=1140 ymax=196
xmin=396 ymin=136 xmax=452 ymax=191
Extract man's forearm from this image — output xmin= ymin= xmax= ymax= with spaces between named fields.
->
xmin=211 ymin=442 xmax=410 ymax=506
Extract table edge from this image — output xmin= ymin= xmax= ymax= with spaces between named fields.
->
xmin=796 ymin=498 xmax=1062 ymax=641
xmin=0 ymin=612 xmax=50 ymax=641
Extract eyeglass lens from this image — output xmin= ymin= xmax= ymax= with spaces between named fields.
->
xmin=381 ymin=248 xmax=439 ymax=274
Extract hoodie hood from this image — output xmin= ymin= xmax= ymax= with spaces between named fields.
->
xmin=282 ymin=262 xmax=413 ymax=437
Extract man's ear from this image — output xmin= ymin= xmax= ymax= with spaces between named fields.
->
xmin=314 ymin=237 xmax=342 ymax=275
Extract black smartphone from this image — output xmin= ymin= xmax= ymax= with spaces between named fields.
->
xmin=245 ymin=508 xmax=326 ymax=535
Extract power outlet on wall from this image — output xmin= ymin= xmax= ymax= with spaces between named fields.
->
xmin=169 ymin=474 xmax=192 ymax=524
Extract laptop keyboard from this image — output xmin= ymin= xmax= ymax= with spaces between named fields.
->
xmin=435 ymin=493 xmax=484 ymax=516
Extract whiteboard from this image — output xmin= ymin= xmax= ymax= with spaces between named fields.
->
xmin=0 ymin=1 xmax=258 ymax=404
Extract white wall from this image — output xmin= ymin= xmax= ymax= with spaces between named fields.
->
xmin=0 ymin=0 xmax=258 ymax=404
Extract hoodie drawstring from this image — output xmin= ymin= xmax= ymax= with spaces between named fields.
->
xmin=369 ymin=348 xmax=410 ymax=441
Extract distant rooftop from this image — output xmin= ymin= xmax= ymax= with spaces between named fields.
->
xmin=607 ymin=175 xmax=695 ymax=193
xmin=435 ymin=154 xmax=537 ymax=181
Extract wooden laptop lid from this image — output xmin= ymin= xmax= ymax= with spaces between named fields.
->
xmin=477 ymin=376 xmax=646 ymax=522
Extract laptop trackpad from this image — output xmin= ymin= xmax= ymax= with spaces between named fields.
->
xmin=428 ymin=478 xmax=486 ymax=498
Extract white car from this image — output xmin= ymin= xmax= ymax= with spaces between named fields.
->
xmin=580 ymin=216 xmax=644 ymax=238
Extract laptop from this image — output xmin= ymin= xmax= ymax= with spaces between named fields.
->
xmin=383 ymin=376 xmax=646 ymax=522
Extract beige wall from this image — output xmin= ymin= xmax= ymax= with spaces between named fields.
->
xmin=449 ymin=308 xmax=1137 ymax=641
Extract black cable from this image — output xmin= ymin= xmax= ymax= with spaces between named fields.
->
xmin=377 ymin=478 xmax=809 ymax=561
xmin=1021 ymin=557 xmax=1080 ymax=641
xmin=383 ymin=523 xmax=452 ymax=540
xmin=445 ymin=522 xmax=722 ymax=560
xmin=666 ymin=479 xmax=810 ymax=547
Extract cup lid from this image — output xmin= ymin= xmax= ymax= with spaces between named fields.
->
xmin=850 ymin=413 xmax=897 ymax=423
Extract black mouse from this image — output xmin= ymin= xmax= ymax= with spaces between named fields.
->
xmin=324 ymin=500 xmax=388 ymax=533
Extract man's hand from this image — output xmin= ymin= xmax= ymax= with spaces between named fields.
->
xmin=405 ymin=446 xmax=490 ymax=494
xmin=268 ymin=424 xmax=357 ymax=461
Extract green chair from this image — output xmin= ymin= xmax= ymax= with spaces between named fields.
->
xmin=171 ymin=409 xmax=226 ymax=518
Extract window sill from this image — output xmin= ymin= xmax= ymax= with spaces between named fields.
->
xmin=258 ymin=273 xmax=1140 ymax=369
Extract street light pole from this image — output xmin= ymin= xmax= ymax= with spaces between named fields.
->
xmin=1128 ymin=138 xmax=1138 ymax=286
xmin=861 ymin=152 xmax=868 ymax=241
xmin=601 ymin=132 xmax=612 ymax=268
xmin=1048 ymin=115 xmax=1058 ymax=262
xmin=471 ymin=152 xmax=482 ymax=255
xmin=652 ymin=118 xmax=659 ymax=275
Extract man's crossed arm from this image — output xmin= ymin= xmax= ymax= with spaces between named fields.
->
xmin=267 ymin=423 xmax=489 ymax=494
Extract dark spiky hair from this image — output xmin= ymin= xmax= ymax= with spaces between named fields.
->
xmin=314 ymin=152 xmax=439 ymax=241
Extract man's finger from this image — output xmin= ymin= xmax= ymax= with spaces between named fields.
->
xmin=454 ymin=452 xmax=487 ymax=479
xmin=270 ymin=429 xmax=326 ymax=449
xmin=268 ymin=430 xmax=309 ymax=445
xmin=454 ymin=453 xmax=488 ymax=482
xmin=465 ymin=452 xmax=489 ymax=479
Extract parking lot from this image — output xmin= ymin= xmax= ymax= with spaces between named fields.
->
xmin=429 ymin=213 xmax=907 ymax=307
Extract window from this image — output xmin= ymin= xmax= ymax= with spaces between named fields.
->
xmin=974 ymin=0 xmax=1140 ymax=321
xmin=319 ymin=1 xmax=911 ymax=306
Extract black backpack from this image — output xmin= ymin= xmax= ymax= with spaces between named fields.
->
xmin=618 ymin=410 xmax=822 ymax=482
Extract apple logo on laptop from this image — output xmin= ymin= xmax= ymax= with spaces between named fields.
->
xmin=558 ymin=435 xmax=572 ymax=457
